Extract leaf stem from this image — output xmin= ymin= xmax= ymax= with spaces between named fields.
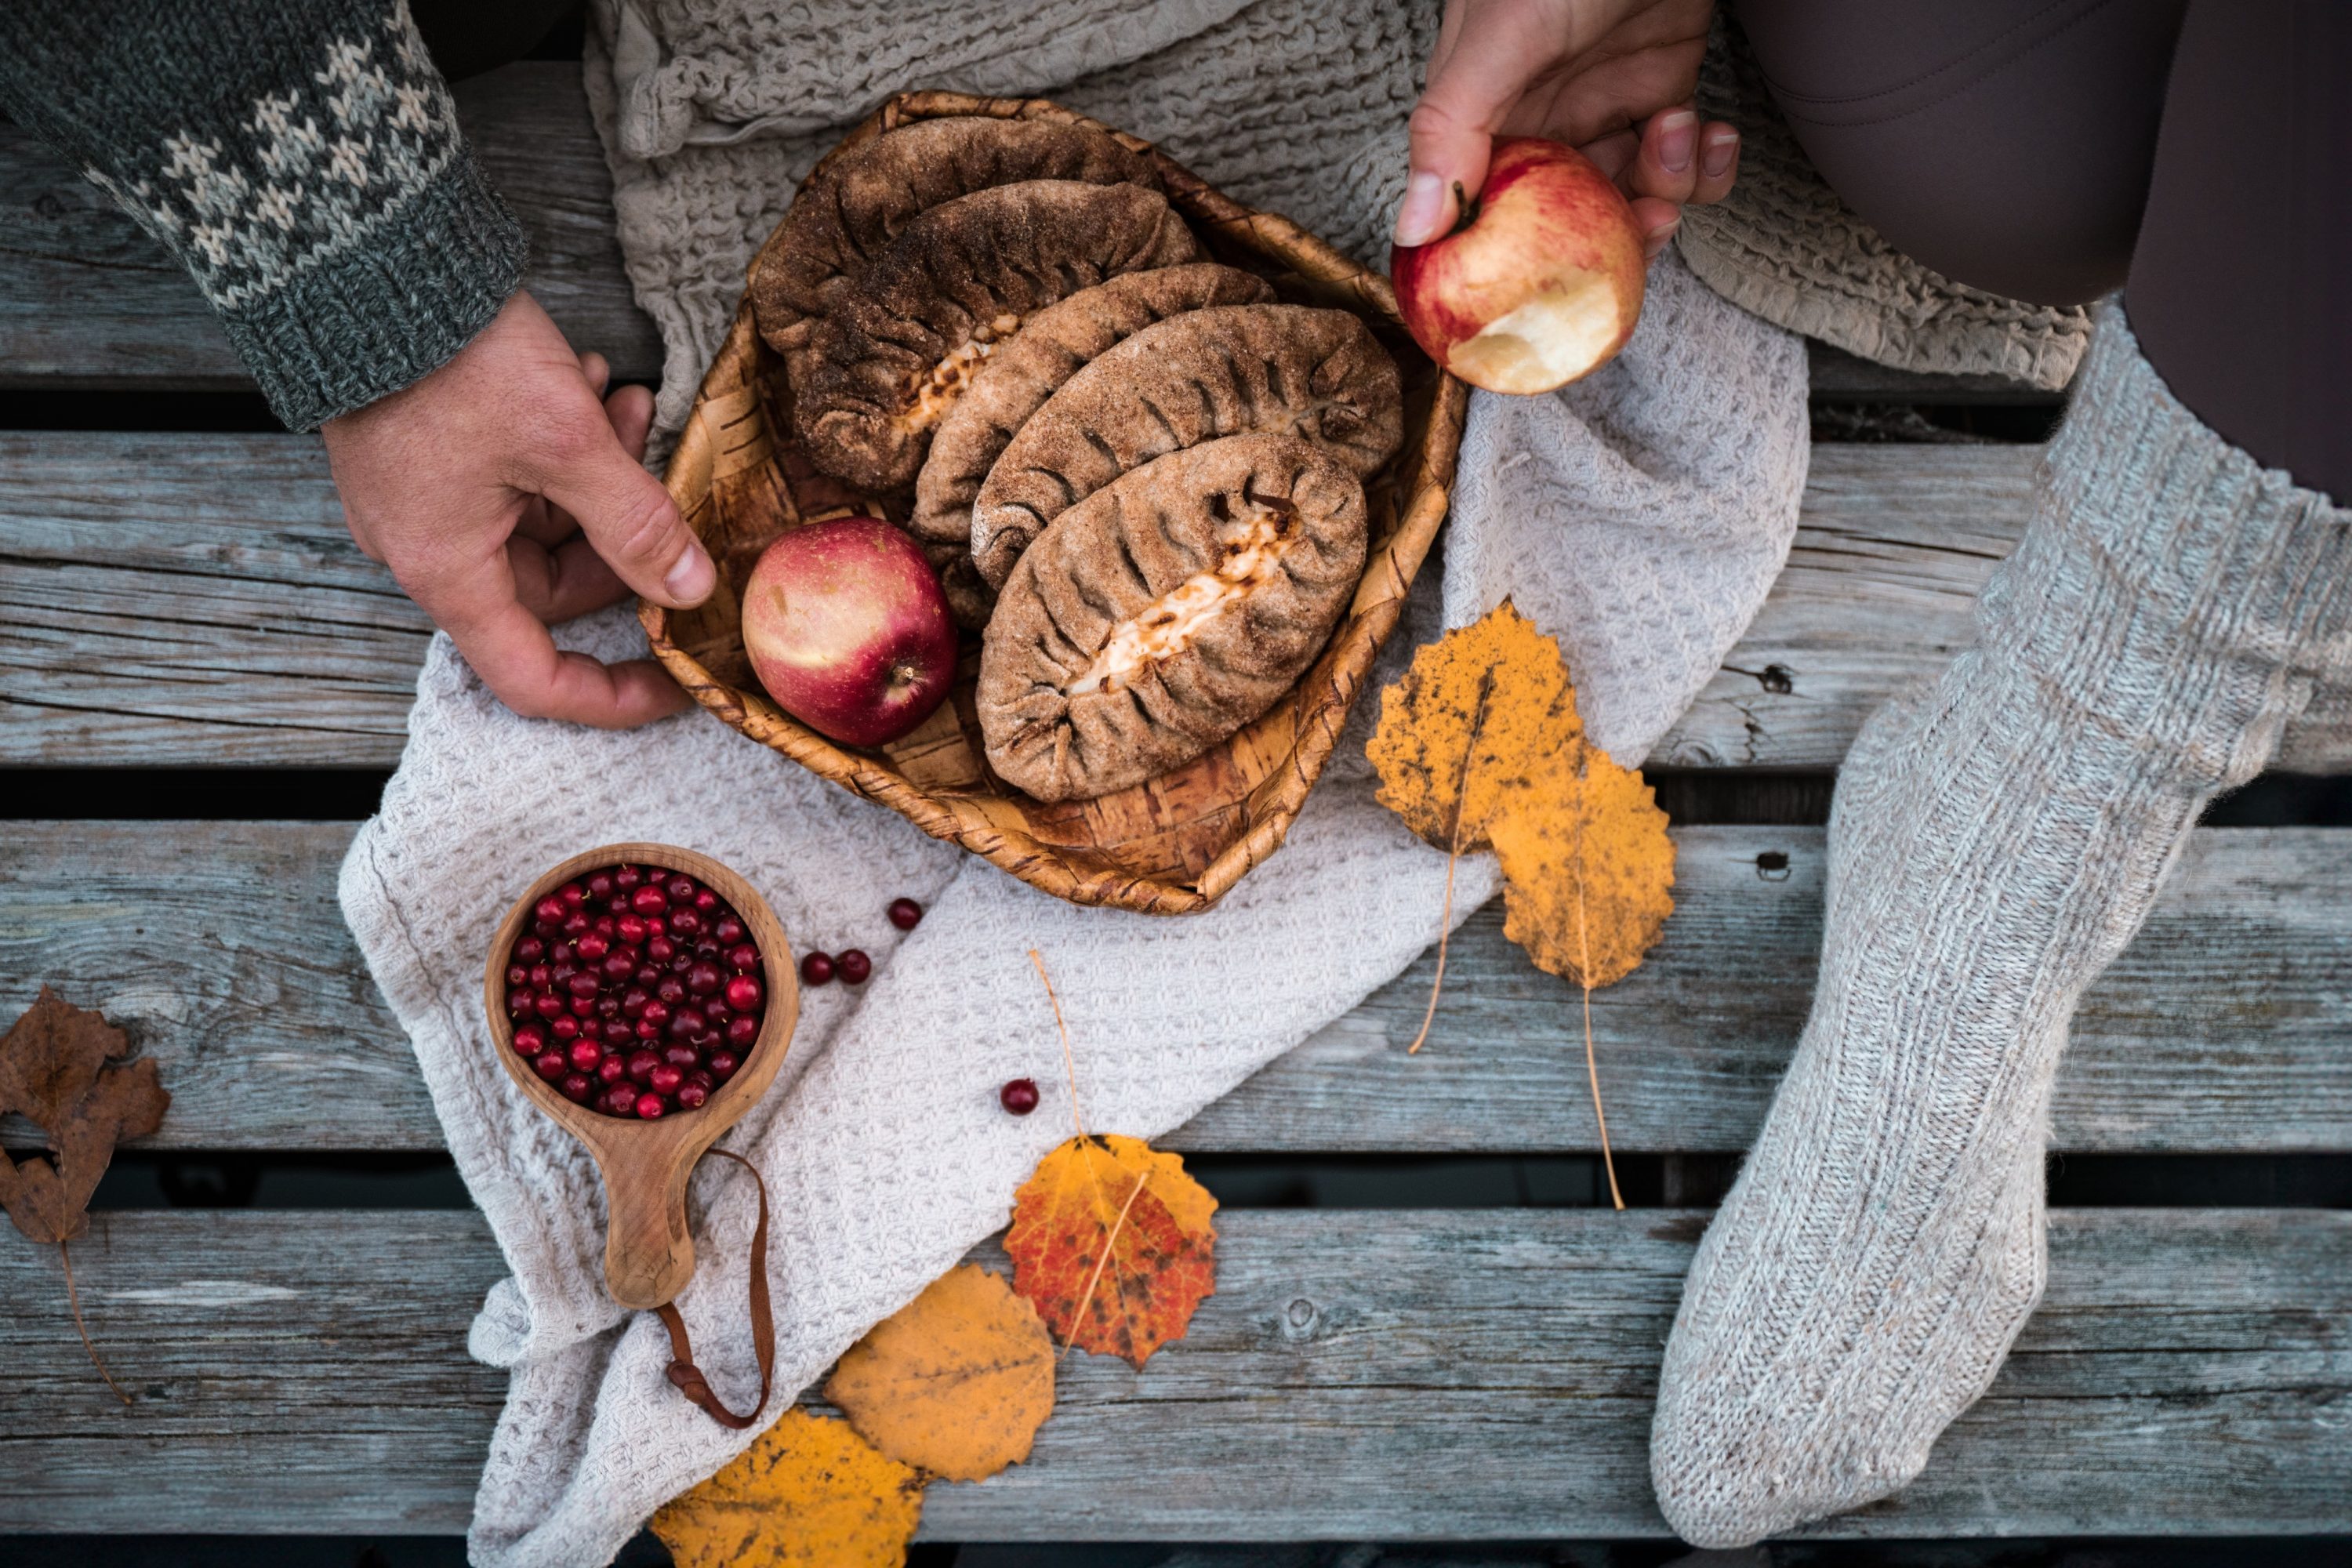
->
xmin=59 ymin=1238 xmax=132 ymax=1406
xmin=1029 ymin=949 xmax=1087 ymax=1142
xmin=1059 ymin=1167 xmax=1150 ymax=1361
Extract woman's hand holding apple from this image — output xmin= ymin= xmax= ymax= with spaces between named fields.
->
xmin=1396 ymin=0 xmax=1739 ymax=257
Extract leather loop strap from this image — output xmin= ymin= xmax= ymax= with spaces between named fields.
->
xmin=655 ymin=1147 xmax=775 ymax=1430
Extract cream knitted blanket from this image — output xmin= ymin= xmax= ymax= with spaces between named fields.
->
xmin=338 ymin=3 xmax=1813 ymax=1563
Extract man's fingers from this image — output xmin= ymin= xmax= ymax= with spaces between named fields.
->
xmin=443 ymin=580 xmax=688 ymax=728
xmin=1629 ymin=194 xmax=1682 ymax=260
xmin=579 ymin=351 xmax=611 ymax=399
xmin=1402 ymin=5 xmax=1568 ymax=245
xmin=508 ymin=532 xmax=633 ymax=623
xmin=604 ymin=383 xmax=655 ymax=463
xmin=535 ymin=415 xmax=714 ymax=610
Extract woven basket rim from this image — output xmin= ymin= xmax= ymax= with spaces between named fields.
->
xmin=642 ymin=90 xmax=1468 ymax=915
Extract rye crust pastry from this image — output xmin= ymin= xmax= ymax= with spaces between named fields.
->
xmin=968 ymin=303 xmax=1402 ymax=590
xmin=750 ymin=116 xmax=1160 ymax=387
xmin=913 ymin=263 xmax=1276 ymax=627
xmin=978 ymin=434 xmax=1369 ymax=802
xmin=796 ymin=180 xmax=1203 ymax=492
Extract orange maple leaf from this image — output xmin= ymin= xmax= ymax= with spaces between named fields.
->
xmin=651 ymin=1408 xmax=924 ymax=1568
xmin=1365 ymin=601 xmax=1675 ymax=1204
xmin=823 ymin=1264 xmax=1054 ymax=1483
xmin=1005 ymin=1132 xmax=1217 ymax=1368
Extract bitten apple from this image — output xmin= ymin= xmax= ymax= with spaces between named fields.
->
xmin=1390 ymin=136 xmax=1646 ymax=395
xmin=741 ymin=517 xmax=957 ymax=747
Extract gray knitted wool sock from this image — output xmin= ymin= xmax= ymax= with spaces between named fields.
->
xmin=1647 ymin=304 xmax=2352 ymax=1548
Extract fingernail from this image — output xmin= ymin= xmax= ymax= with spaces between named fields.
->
xmin=1702 ymin=129 xmax=1739 ymax=180
xmin=664 ymin=543 xmax=716 ymax=605
xmin=1646 ymin=212 xmax=1681 ymax=260
xmin=1657 ymin=111 xmax=1697 ymax=174
xmin=1395 ymin=171 xmax=1445 ymax=247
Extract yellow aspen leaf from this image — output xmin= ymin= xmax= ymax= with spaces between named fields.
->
xmin=1365 ymin=601 xmax=1677 ymax=1205
xmin=822 ymin=1265 xmax=1054 ymax=1483
xmin=1490 ymin=744 xmax=1675 ymax=989
xmin=651 ymin=1408 xmax=924 ymax=1568
xmin=1004 ymin=1133 xmax=1217 ymax=1367
xmin=1365 ymin=601 xmax=1584 ymax=851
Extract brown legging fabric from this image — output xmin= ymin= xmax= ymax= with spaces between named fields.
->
xmin=1736 ymin=0 xmax=2349 ymax=504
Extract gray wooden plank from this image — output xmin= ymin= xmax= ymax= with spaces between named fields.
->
xmin=33 ymin=437 xmax=2352 ymax=771
xmin=0 ymin=64 xmax=659 ymax=392
xmin=5 ymin=821 xmax=2346 ymax=1155
xmin=0 ymin=66 xmax=2029 ymax=403
xmin=0 ymin=1207 xmax=2340 ymax=1536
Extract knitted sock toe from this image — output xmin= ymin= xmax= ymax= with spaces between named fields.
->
xmin=1648 ymin=303 xmax=2352 ymax=1548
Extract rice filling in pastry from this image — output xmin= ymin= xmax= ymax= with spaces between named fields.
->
xmin=795 ymin=180 xmax=1203 ymax=492
xmin=978 ymin=434 xmax=1368 ymax=801
xmin=913 ymin=262 xmax=1276 ymax=626
xmin=967 ymin=303 xmax=1401 ymax=590
xmin=749 ymin=115 xmax=1160 ymax=389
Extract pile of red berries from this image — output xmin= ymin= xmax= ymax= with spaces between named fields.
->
xmin=503 ymin=864 xmax=766 ymax=1120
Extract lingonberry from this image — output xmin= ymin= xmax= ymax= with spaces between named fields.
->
xmin=800 ymin=952 xmax=835 ymax=985
xmin=836 ymin=949 xmax=872 ymax=985
xmin=888 ymin=898 xmax=923 ymax=931
xmin=1000 ymin=1078 xmax=1040 ymax=1115
xmin=508 ymin=862 xmax=763 ymax=1119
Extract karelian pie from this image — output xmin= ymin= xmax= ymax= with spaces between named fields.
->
xmin=912 ymin=262 xmax=1276 ymax=626
xmin=795 ymin=180 xmax=1202 ymax=492
xmin=968 ymin=304 xmax=1402 ymax=590
xmin=750 ymin=115 xmax=1161 ymax=390
xmin=978 ymin=433 xmax=1368 ymax=802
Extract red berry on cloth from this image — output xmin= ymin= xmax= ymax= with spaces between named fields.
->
xmin=887 ymin=898 xmax=922 ymax=930
xmin=1000 ymin=1078 xmax=1040 ymax=1116
xmin=800 ymin=952 xmax=835 ymax=986
xmin=836 ymin=949 xmax=872 ymax=984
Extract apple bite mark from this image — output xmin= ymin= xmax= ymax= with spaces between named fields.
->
xmin=1069 ymin=499 xmax=1298 ymax=696
xmin=1449 ymin=278 xmax=1628 ymax=395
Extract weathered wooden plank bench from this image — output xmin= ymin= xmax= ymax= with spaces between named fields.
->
xmin=2 ymin=60 xmax=2346 ymax=1555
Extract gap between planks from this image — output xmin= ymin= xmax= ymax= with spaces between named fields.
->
xmin=3 ymin=820 xmax=2347 ymax=1156
xmin=0 ymin=1207 xmax=2340 ymax=1537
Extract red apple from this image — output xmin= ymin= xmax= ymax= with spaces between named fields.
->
xmin=1390 ymin=136 xmax=1646 ymax=395
xmin=740 ymin=517 xmax=956 ymax=747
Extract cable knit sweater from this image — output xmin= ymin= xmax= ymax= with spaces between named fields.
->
xmin=0 ymin=0 xmax=522 ymax=430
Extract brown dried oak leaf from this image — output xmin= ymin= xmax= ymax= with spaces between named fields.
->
xmin=0 ymin=987 xmax=169 ymax=1244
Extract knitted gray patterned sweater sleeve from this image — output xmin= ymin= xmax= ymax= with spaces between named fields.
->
xmin=0 ymin=0 xmax=527 ymax=430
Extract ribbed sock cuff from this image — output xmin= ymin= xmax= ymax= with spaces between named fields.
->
xmin=223 ymin=148 xmax=528 ymax=431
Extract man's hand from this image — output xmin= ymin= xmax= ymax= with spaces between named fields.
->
xmin=1397 ymin=0 xmax=1738 ymax=258
xmin=322 ymin=291 xmax=713 ymax=728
